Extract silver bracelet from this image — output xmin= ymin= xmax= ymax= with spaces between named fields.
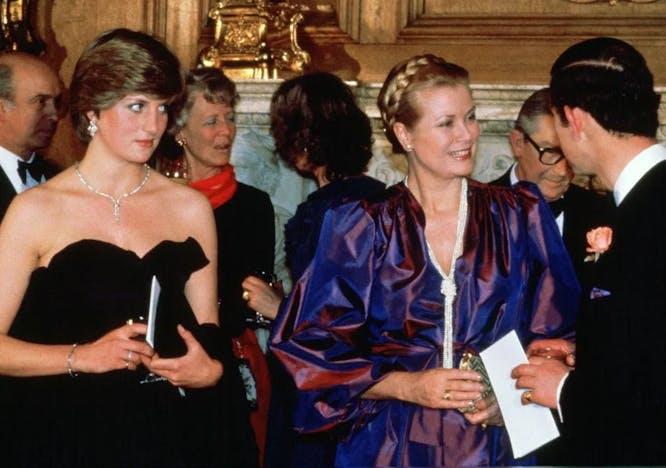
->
xmin=67 ymin=343 xmax=79 ymax=377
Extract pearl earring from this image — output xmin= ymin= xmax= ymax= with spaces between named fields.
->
xmin=87 ymin=119 xmax=98 ymax=137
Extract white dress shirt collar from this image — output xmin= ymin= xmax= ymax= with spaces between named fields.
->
xmin=509 ymin=163 xmax=519 ymax=185
xmin=613 ymin=143 xmax=666 ymax=206
xmin=509 ymin=163 xmax=564 ymax=234
xmin=0 ymin=145 xmax=40 ymax=193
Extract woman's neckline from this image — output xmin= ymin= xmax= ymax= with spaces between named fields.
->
xmin=38 ymin=237 xmax=196 ymax=271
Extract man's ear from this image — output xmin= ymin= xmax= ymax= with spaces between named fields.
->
xmin=563 ymin=105 xmax=587 ymax=139
xmin=0 ymin=99 xmax=12 ymax=122
xmin=509 ymin=128 xmax=524 ymax=160
xmin=393 ymin=122 xmax=412 ymax=152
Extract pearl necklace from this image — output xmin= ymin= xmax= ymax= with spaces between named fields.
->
xmin=404 ymin=176 xmax=468 ymax=369
xmin=75 ymin=163 xmax=151 ymax=222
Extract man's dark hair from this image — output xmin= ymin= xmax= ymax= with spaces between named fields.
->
xmin=269 ymin=72 xmax=373 ymax=182
xmin=550 ymin=37 xmax=660 ymax=138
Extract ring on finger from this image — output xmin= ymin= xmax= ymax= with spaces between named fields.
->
xmin=459 ymin=400 xmax=478 ymax=414
xmin=523 ymin=390 xmax=533 ymax=403
xmin=242 ymin=290 xmax=250 ymax=301
xmin=127 ymin=350 xmax=132 ymax=361
xmin=443 ymin=391 xmax=452 ymax=401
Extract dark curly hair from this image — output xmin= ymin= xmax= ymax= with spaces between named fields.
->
xmin=550 ymin=37 xmax=660 ymax=138
xmin=269 ymin=72 xmax=373 ymax=181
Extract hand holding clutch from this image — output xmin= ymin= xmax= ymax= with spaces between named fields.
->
xmin=458 ymin=351 xmax=494 ymax=413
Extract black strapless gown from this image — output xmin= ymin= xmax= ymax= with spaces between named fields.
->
xmin=0 ymin=238 xmax=257 ymax=467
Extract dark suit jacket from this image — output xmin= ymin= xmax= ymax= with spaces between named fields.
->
xmin=0 ymin=155 xmax=60 ymax=222
xmin=492 ymin=169 xmax=614 ymax=464
xmin=214 ymin=181 xmax=275 ymax=337
xmin=490 ymin=168 xmax=613 ymax=283
xmin=560 ymin=160 xmax=666 ymax=465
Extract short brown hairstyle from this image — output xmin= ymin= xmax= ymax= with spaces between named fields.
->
xmin=377 ymin=54 xmax=470 ymax=153
xmin=70 ymin=28 xmax=183 ymax=142
xmin=171 ymin=67 xmax=238 ymax=135
xmin=550 ymin=37 xmax=659 ymax=138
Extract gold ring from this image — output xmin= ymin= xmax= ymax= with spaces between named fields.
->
xmin=242 ymin=290 xmax=250 ymax=301
xmin=443 ymin=391 xmax=451 ymax=401
xmin=523 ymin=390 xmax=533 ymax=403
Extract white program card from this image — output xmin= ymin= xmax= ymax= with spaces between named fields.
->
xmin=146 ymin=275 xmax=161 ymax=348
xmin=479 ymin=330 xmax=559 ymax=458
xmin=146 ymin=275 xmax=185 ymax=397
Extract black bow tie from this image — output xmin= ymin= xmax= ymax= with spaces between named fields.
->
xmin=17 ymin=158 xmax=44 ymax=185
xmin=548 ymin=197 xmax=566 ymax=218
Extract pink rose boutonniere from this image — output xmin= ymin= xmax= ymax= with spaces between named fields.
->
xmin=584 ymin=226 xmax=613 ymax=263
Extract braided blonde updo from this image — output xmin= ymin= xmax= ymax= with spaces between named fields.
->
xmin=377 ymin=54 xmax=470 ymax=153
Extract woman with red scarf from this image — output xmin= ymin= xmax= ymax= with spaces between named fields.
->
xmin=169 ymin=67 xmax=275 ymax=466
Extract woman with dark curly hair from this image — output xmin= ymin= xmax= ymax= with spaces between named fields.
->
xmin=241 ymin=72 xmax=384 ymax=468
xmin=242 ymin=72 xmax=384 ymax=318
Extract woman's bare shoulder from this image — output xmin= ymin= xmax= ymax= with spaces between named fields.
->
xmin=152 ymin=172 xmax=210 ymax=207
xmin=8 ymin=169 xmax=76 ymax=219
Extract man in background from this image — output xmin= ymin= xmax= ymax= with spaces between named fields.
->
xmin=0 ymin=52 xmax=62 ymax=221
xmin=513 ymin=37 xmax=666 ymax=465
xmin=491 ymin=87 xmax=612 ymax=281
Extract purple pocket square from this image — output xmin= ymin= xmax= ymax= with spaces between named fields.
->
xmin=590 ymin=287 xmax=611 ymax=299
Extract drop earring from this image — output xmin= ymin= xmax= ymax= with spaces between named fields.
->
xmin=87 ymin=119 xmax=98 ymax=137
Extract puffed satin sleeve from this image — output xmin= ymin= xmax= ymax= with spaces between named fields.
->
xmin=270 ymin=201 xmax=384 ymax=433
xmin=515 ymin=182 xmax=579 ymax=341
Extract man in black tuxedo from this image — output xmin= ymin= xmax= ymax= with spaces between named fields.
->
xmin=0 ymin=52 xmax=62 ymax=221
xmin=491 ymin=87 xmax=612 ymax=281
xmin=513 ymin=37 xmax=666 ymax=465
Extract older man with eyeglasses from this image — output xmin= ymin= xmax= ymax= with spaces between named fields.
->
xmin=491 ymin=87 xmax=613 ymax=283
xmin=490 ymin=87 xmax=613 ymax=465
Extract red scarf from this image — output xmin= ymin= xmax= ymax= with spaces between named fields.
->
xmin=189 ymin=165 xmax=238 ymax=209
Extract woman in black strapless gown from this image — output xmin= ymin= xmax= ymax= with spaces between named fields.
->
xmin=0 ymin=29 xmax=252 ymax=467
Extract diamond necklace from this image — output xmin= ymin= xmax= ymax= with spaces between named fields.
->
xmin=75 ymin=163 xmax=151 ymax=222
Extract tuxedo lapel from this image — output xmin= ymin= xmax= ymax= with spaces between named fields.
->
xmin=562 ymin=161 xmax=666 ymax=464
xmin=0 ymin=155 xmax=60 ymax=222
xmin=0 ymin=165 xmax=17 ymax=222
xmin=560 ymin=185 xmax=614 ymax=288
xmin=488 ymin=169 xmax=512 ymax=187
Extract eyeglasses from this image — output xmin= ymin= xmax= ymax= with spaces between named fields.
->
xmin=520 ymin=130 xmax=565 ymax=166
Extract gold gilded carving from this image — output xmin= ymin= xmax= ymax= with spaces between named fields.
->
xmin=0 ymin=0 xmax=44 ymax=54
xmin=197 ymin=0 xmax=310 ymax=79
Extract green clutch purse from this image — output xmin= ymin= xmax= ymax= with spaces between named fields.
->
xmin=458 ymin=351 xmax=494 ymax=413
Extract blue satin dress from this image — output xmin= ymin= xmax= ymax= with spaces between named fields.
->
xmin=270 ymin=180 xmax=579 ymax=467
